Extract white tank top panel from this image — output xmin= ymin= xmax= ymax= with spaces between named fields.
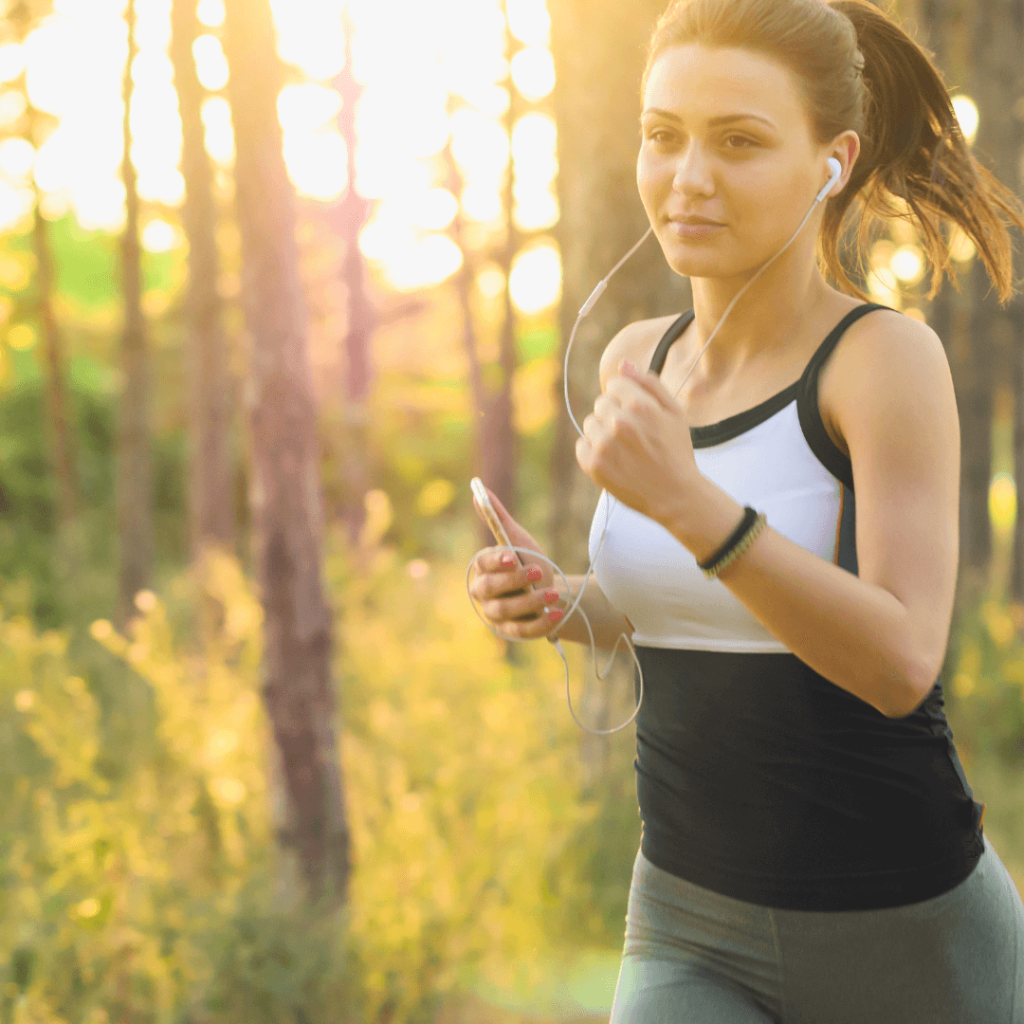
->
xmin=587 ymin=303 xmax=891 ymax=653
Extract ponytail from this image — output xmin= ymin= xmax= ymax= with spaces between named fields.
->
xmin=828 ymin=0 xmax=1024 ymax=305
xmin=643 ymin=0 xmax=1024 ymax=304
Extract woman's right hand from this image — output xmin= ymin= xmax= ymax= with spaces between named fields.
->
xmin=469 ymin=484 xmax=565 ymax=641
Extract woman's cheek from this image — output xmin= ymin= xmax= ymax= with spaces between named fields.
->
xmin=636 ymin=153 xmax=668 ymax=210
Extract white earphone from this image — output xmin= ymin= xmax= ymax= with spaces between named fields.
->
xmin=468 ymin=155 xmax=846 ymax=734
xmin=817 ymin=157 xmax=843 ymax=203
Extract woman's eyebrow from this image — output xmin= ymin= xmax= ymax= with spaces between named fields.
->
xmin=641 ymin=108 xmax=777 ymax=130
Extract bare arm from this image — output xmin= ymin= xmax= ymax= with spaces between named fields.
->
xmin=551 ymin=573 xmax=635 ymax=651
xmin=664 ymin=315 xmax=959 ymax=719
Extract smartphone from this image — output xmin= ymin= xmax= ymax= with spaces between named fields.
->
xmin=470 ymin=477 xmax=516 ymax=555
xmin=470 ymin=477 xmax=544 ymax=615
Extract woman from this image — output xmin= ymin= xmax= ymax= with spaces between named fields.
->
xmin=469 ymin=0 xmax=1024 ymax=1019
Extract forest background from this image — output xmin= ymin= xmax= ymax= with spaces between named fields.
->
xmin=1 ymin=0 xmax=1023 ymax=1021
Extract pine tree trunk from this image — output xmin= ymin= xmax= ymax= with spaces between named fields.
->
xmin=117 ymin=0 xmax=153 ymax=625
xmin=32 ymin=192 xmax=77 ymax=527
xmin=917 ymin=0 xmax=974 ymax=700
xmin=222 ymin=0 xmax=350 ymax=903
xmin=442 ymin=114 xmax=487 ymax=535
xmin=334 ymin=5 xmax=375 ymax=552
xmin=170 ymin=0 xmax=234 ymax=561
xmin=486 ymin=1 xmax=523 ymax=540
xmin=992 ymin=0 xmax=1024 ymax=604
xmin=946 ymin=0 xmax=1019 ymax=615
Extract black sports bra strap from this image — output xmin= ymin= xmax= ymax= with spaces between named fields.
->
xmin=800 ymin=302 xmax=895 ymax=384
xmin=648 ymin=311 xmax=696 ymax=375
xmin=647 ymin=303 xmax=894 ymax=381
xmin=796 ymin=302 xmax=897 ymax=492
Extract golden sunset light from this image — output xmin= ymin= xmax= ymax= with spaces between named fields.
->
xmin=10 ymin=0 xmax=558 ymax=313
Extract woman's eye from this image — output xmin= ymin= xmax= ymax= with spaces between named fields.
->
xmin=725 ymin=135 xmax=755 ymax=149
xmin=646 ymin=129 xmax=673 ymax=145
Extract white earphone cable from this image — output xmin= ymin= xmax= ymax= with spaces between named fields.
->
xmin=466 ymin=159 xmax=843 ymax=734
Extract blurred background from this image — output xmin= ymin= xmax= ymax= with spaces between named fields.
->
xmin=0 ymin=0 xmax=1022 ymax=1020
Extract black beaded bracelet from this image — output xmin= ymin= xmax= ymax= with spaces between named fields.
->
xmin=698 ymin=505 xmax=760 ymax=577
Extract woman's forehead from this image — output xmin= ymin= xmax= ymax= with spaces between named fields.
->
xmin=643 ymin=45 xmax=802 ymax=128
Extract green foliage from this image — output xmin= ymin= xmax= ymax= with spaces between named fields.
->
xmin=43 ymin=215 xmax=184 ymax=314
xmin=326 ymin=519 xmax=603 ymax=1019
xmin=0 ymin=553 xmax=280 ymax=1024
xmin=944 ymin=595 xmax=1024 ymax=766
xmin=195 ymin=877 xmax=360 ymax=1024
xmin=0 ymin=518 xmax=620 ymax=1022
xmin=0 ymin=376 xmax=187 ymax=629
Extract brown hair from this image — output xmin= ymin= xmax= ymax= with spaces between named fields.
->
xmin=642 ymin=0 xmax=1024 ymax=305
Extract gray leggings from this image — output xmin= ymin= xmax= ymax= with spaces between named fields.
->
xmin=610 ymin=834 xmax=1024 ymax=1023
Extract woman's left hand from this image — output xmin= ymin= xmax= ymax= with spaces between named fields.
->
xmin=576 ymin=359 xmax=702 ymax=526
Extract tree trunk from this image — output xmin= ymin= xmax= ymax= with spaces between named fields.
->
xmin=928 ymin=0 xmax=1023 ymax=631
xmin=958 ymin=255 xmax=994 ymax=604
xmin=442 ymin=112 xmax=487 ymax=529
xmin=916 ymin=0 xmax=972 ymax=700
xmin=32 ymin=190 xmax=77 ymax=528
xmin=222 ymin=0 xmax=350 ymax=903
xmin=334 ymin=4 xmax=375 ymax=552
xmin=995 ymin=0 xmax=1024 ymax=604
xmin=964 ymin=0 xmax=1024 ymax=613
xmin=548 ymin=0 xmax=686 ymax=776
xmin=1011 ymin=296 xmax=1024 ymax=601
xmin=170 ymin=0 xmax=234 ymax=561
xmin=485 ymin=1 xmax=523 ymax=538
xmin=548 ymin=0 xmax=687 ymax=579
xmin=116 ymin=0 xmax=153 ymax=625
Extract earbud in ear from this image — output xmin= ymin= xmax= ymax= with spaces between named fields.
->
xmin=816 ymin=158 xmax=843 ymax=204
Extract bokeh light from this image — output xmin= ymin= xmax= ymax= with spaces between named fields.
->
xmin=278 ymin=83 xmax=342 ymax=134
xmin=952 ymin=95 xmax=978 ymax=145
xmin=506 ymin=0 xmax=551 ymax=46
xmin=510 ymin=46 xmax=555 ymax=100
xmin=991 ymin=472 xmax=1017 ymax=533
xmin=283 ymin=130 xmax=348 ymax=201
xmin=14 ymin=0 xmax=562 ymax=295
xmin=0 ymin=44 xmax=26 ymax=84
xmin=949 ymin=223 xmax=977 ymax=263
xmin=141 ymin=217 xmax=180 ymax=253
xmin=890 ymin=244 xmax=924 ymax=285
xmin=509 ymin=242 xmax=560 ymax=314
xmin=193 ymin=35 xmax=229 ymax=91
xmin=7 ymin=324 xmax=37 ymax=350
xmin=200 ymin=96 xmax=235 ymax=165
xmin=196 ymin=0 xmax=224 ymax=27
xmin=383 ymin=232 xmax=464 ymax=293
xmin=0 ymin=138 xmax=35 ymax=182
xmin=866 ymin=264 xmax=900 ymax=310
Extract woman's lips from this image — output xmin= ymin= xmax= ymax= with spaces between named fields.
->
xmin=668 ymin=219 xmax=726 ymax=239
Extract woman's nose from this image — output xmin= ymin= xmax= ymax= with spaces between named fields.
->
xmin=672 ymin=145 xmax=714 ymax=195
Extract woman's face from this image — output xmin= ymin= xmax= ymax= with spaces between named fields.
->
xmin=637 ymin=44 xmax=842 ymax=278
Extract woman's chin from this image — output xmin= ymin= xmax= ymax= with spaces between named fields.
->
xmin=656 ymin=230 xmax=742 ymax=278
xmin=659 ymin=245 xmax=720 ymax=278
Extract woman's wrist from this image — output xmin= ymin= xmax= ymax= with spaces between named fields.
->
xmin=662 ymin=475 xmax=747 ymax=564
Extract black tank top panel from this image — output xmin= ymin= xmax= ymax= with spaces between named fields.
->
xmin=599 ymin=302 xmax=987 ymax=911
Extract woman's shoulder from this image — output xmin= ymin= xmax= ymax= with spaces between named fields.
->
xmin=598 ymin=313 xmax=686 ymax=392
xmin=819 ymin=304 xmax=948 ymax=461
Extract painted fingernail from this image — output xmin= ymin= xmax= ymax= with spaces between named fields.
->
xmin=548 ymin=609 xmax=565 ymax=622
xmin=501 ymin=554 xmax=515 ymax=567
xmin=544 ymin=589 xmax=559 ymax=603
xmin=526 ymin=566 xmax=543 ymax=581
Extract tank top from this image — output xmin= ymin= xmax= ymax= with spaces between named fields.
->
xmin=588 ymin=302 xmax=985 ymax=911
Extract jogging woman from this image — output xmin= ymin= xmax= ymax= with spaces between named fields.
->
xmin=469 ymin=0 xmax=1024 ymax=1019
